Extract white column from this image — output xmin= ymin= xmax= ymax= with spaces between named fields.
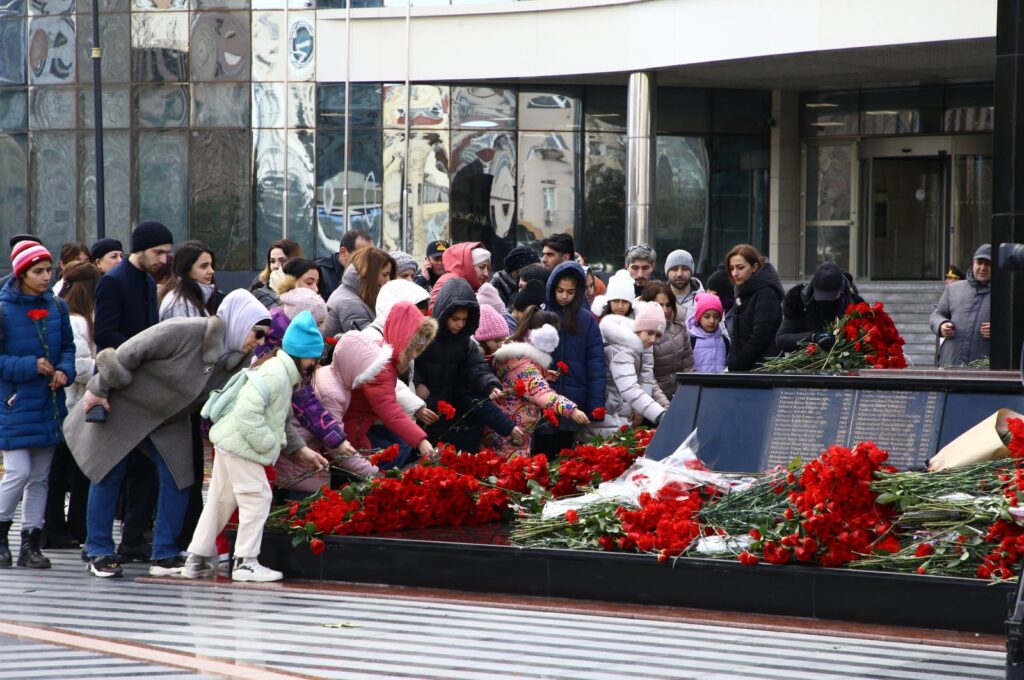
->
xmin=626 ymin=72 xmax=657 ymax=248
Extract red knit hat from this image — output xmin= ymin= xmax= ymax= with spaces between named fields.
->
xmin=11 ymin=240 xmax=51 ymax=278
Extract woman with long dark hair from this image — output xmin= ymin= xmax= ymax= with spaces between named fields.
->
xmin=158 ymin=241 xmax=222 ymax=320
xmin=51 ymin=242 xmax=90 ymax=297
xmin=250 ymin=239 xmax=303 ymax=309
xmin=724 ymin=243 xmax=784 ymax=371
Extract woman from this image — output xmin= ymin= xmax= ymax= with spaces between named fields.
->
xmin=724 ymin=244 xmax=784 ymax=372
xmin=43 ymin=262 xmax=102 ymax=549
xmin=158 ymin=241 xmax=222 ymax=320
xmin=390 ymin=251 xmax=418 ymax=282
xmin=250 ymin=239 xmax=304 ymax=309
xmin=639 ymin=281 xmax=694 ymax=398
xmin=90 ymin=238 xmax=124 ymax=275
xmin=51 ymin=241 xmax=90 ymax=297
xmin=66 ymin=289 xmax=327 ymax=578
xmin=272 ymin=257 xmax=320 ymax=298
xmin=0 ymin=241 xmax=76 ymax=569
xmin=324 ymin=246 xmax=395 ymax=336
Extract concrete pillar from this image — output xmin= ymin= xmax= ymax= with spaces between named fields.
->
xmin=769 ymin=89 xmax=802 ymax=280
xmin=626 ymin=72 xmax=657 ymax=249
xmin=992 ymin=0 xmax=1024 ymax=369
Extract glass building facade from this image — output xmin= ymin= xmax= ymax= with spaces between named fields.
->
xmin=0 ymin=2 xmax=770 ymax=274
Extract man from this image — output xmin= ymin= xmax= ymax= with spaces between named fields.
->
xmin=92 ymin=222 xmax=173 ymax=565
xmin=491 ymin=245 xmax=539 ymax=306
xmin=313 ymin=229 xmax=371 ymax=301
xmin=625 ymin=244 xmax=657 ymax=296
xmin=665 ymin=249 xmax=703 ymax=320
xmin=931 ymin=244 xmax=991 ymax=367
xmin=0 ymin=234 xmax=42 ymax=289
xmin=541 ymin=233 xmax=574 ymax=270
xmin=414 ymin=239 xmax=449 ymax=292
xmin=90 ymin=238 xmax=124 ymax=274
xmin=776 ymin=261 xmax=863 ymax=353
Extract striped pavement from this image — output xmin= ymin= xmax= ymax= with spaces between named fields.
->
xmin=0 ymin=539 xmax=1007 ymax=680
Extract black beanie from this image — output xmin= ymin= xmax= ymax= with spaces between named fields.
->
xmin=130 ymin=221 xmax=174 ymax=253
xmin=503 ymin=245 xmax=540 ymax=275
xmin=90 ymin=237 xmax=124 ymax=261
xmin=512 ymin=279 xmax=547 ymax=312
xmin=9 ymin=234 xmax=39 ymax=250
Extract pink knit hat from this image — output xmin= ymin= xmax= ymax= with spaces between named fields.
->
xmin=632 ymin=300 xmax=666 ymax=335
xmin=693 ymin=292 xmax=723 ymax=323
xmin=11 ymin=240 xmax=51 ymax=278
xmin=474 ymin=303 xmax=509 ymax=342
xmin=279 ymin=286 xmax=327 ymax=324
xmin=476 ymin=282 xmax=506 ymax=315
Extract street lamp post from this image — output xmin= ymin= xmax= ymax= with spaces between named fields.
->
xmin=90 ymin=0 xmax=106 ymax=240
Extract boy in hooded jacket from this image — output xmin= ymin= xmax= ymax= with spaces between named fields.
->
xmin=415 ymin=278 xmax=521 ymax=453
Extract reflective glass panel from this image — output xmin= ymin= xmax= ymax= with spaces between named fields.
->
xmin=805 ymin=144 xmax=852 ymax=222
xmin=136 ymin=130 xmax=188 ymax=242
xmin=944 ymin=84 xmax=993 ymax=132
xmin=27 ymin=0 xmax=71 ymax=15
xmin=132 ymin=13 xmax=188 ymax=82
xmin=133 ymin=0 xmax=187 ymax=11
xmin=192 ymin=82 xmax=249 ymax=127
xmin=27 ymin=16 xmax=75 ymax=85
xmin=135 ymin=84 xmax=189 ymax=127
xmin=709 ymin=135 xmax=769 ymax=266
xmin=29 ymin=85 xmax=74 ymax=128
xmin=382 ymin=130 xmax=449 ymax=255
xmin=582 ymin=131 xmax=625 ymax=273
xmin=191 ymin=12 xmax=250 ymax=82
xmin=252 ymin=81 xmax=284 ymax=127
xmin=253 ymin=127 xmax=284 ymax=265
xmin=517 ymin=131 xmax=577 ymax=243
xmin=805 ymin=224 xmax=850 ymax=273
xmin=518 ymin=89 xmax=581 ymax=131
xmin=190 ymin=128 xmax=251 ymax=269
xmin=77 ymin=0 xmax=130 ymax=13
xmin=654 ymin=136 xmax=708 ymax=273
xmin=800 ymin=91 xmax=859 ymax=137
xmin=0 ymin=18 xmax=26 ymax=85
xmin=77 ymin=13 xmax=130 ymax=83
xmin=78 ymin=130 xmax=129 ymax=244
xmin=713 ymin=89 xmax=771 ymax=135
xmin=584 ymin=86 xmax=625 ymax=133
xmin=383 ymin=84 xmax=449 ymax=129
xmin=0 ymin=133 xmax=28 ymax=241
xmin=287 ymin=82 xmax=313 ymax=128
xmin=0 ymin=88 xmax=27 ymax=128
xmin=316 ymin=82 xmax=380 ymax=129
xmin=287 ymin=13 xmax=314 ymax=81
xmin=658 ymin=88 xmax=710 ymax=134
xmin=287 ymin=130 xmax=315 ymax=257
xmin=289 ymin=0 xmax=313 ymax=9
xmin=316 ymin=128 xmax=382 ymax=256
xmin=861 ymin=87 xmax=942 ymax=136
xmin=0 ymin=0 xmax=25 ymax=15
xmin=78 ymin=85 xmax=130 ymax=128
xmin=251 ymin=0 xmax=283 ymax=8
xmin=30 ymin=131 xmax=76 ymax=244
xmin=194 ymin=0 xmax=247 ymax=9
xmin=952 ymin=155 xmax=993 ymax=271
xmin=450 ymin=129 xmax=516 ymax=251
xmin=452 ymin=86 xmax=516 ymax=130
xmin=251 ymin=11 xmax=284 ymax=81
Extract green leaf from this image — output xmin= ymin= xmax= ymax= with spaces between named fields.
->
xmin=874 ymin=493 xmax=899 ymax=505
xmin=291 ymin=534 xmax=304 ymax=547
xmin=787 ymin=456 xmax=803 ymax=472
xmin=340 ymin=485 xmax=356 ymax=502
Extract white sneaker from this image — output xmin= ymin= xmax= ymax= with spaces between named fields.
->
xmin=231 ymin=558 xmax=283 ymax=583
xmin=181 ymin=553 xmax=214 ymax=579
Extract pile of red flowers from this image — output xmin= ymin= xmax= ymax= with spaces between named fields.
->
xmin=617 ymin=482 xmax=707 ymax=560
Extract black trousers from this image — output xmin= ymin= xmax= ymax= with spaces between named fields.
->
xmin=43 ymin=441 xmax=89 ymax=543
xmin=120 ymin=447 xmax=158 ymax=547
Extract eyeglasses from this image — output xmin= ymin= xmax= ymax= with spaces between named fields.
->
xmin=253 ymin=328 xmax=268 ymax=340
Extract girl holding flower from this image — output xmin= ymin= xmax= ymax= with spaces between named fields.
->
xmin=0 ymin=241 xmax=76 ymax=569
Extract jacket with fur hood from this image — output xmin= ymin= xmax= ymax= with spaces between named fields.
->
xmin=361 ymin=278 xmax=429 ymax=417
xmin=652 ymin=306 xmax=695 ymax=397
xmin=324 ymin=264 xmax=375 ymax=337
xmin=588 ymin=313 xmax=666 ymax=436
xmin=726 ymin=262 xmax=784 ymax=371
xmin=428 ymin=241 xmax=485 ymax=310
xmin=484 ymin=339 xmax=578 ymax=457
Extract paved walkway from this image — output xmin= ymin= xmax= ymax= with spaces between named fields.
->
xmin=0 ymin=540 xmax=1008 ymax=680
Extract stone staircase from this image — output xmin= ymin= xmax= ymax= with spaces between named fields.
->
xmin=780 ymin=280 xmax=946 ymax=369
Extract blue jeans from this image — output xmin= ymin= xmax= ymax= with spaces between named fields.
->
xmin=367 ymin=425 xmax=413 ymax=470
xmin=85 ymin=440 xmax=190 ymax=561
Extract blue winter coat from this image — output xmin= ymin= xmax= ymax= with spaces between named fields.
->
xmin=0 ymin=279 xmax=76 ymax=450
xmin=545 ymin=261 xmax=607 ymax=427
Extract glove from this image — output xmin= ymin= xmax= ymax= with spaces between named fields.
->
xmin=813 ymin=332 xmax=835 ymax=350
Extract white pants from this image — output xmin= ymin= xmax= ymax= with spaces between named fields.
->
xmin=0 ymin=448 xmax=55 ymax=531
xmin=187 ymin=448 xmax=272 ymax=560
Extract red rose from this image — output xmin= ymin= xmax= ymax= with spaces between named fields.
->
xmin=738 ymin=551 xmax=759 ymax=565
xmin=514 ymin=378 xmax=527 ymax=397
xmin=310 ymin=538 xmax=326 ymax=555
xmin=564 ymin=509 xmax=579 ymax=524
xmin=914 ymin=543 xmax=934 ymax=557
xmin=591 ymin=407 xmax=606 ymax=420
xmin=556 ymin=361 xmax=569 ymax=375
xmin=437 ymin=401 xmax=456 ymax=420
xmin=27 ymin=309 xmax=48 ymax=322
xmin=805 ymin=344 xmax=817 ymax=355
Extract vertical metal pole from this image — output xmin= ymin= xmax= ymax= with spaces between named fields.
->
xmin=625 ymin=71 xmax=656 ymax=250
xmin=90 ymin=0 xmax=106 ymax=239
xmin=402 ymin=0 xmax=412 ymax=253
xmin=342 ymin=0 xmax=351 ymax=239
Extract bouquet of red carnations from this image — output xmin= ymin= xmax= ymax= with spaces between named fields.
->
xmin=758 ymin=301 xmax=907 ymax=373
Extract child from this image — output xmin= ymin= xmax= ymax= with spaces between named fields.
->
xmin=588 ymin=301 xmax=667 ymax=437
xmin=591 ymin=269 xmax=635 ymax=319
xmin=475 ymin=304 xmax=509 ymax=360
xmin=183 ymin=311 xmax=324 ymax=582
xmin=485 ymin=308 xmax=588 ymax=456
xmin=687 ymin=293 xmax=729 ymax=373
xmin=536 ymin=262 xmax=606 ymax=456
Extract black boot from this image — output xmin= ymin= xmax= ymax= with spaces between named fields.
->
xmin=0 ymin=521 xmax=11 ymax=567
xmin=17 ymin=529 xmax=51 ymax=569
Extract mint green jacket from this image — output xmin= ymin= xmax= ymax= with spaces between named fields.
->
xmin=209 ymin=353 xmax=301 ymax=466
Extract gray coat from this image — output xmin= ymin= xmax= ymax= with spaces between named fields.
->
xmin=652 ymin=310 xmax=695 ymax=399
xmin=324 ymin=265 xmax=374 ymax=337
xmin=64 ymin=316 xmax=302 ymax=490
xmin=929 ymin=270 xmax=991 ymax=367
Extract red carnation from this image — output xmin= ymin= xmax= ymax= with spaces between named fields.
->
xmin=914 ymin=543 xmax=934 ymax=557
xmin=437 ymin=401 xmax=456 ymax=420
xmin=324 ymin=335 xmax=338 ymax=346
xmin=27 ymin=309 xmax=48 ymax=322
xmin=556 ymin=361 xmax=570 ymax=375
xmin=564 ymin=509 xmax=579 ymax=524
xmin=805 ymin=344 xmax=817 ymax=355
xmin=310 ymin=538 xmax=326 ymax=555
xmin=543 ymin=408 xmax=560 ymax=427
xmin=514 ymin=378 xmax=527 ymax=397
xmin=738 ymin=551 xmax=759 ymax=565
xmin=591 ymin=407 xmax=605 ymax=420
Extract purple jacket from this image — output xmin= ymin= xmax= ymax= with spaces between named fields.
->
xmin=291 ymin=382 xmax=346 ymax=449
xmin=254 ymin=308 xmax=290 ymax=360
xmin=686 ymin=316 xmax=729 ymax=373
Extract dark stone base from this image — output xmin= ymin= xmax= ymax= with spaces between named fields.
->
xmin=260 ymin=525 xmax=1014 ymax=634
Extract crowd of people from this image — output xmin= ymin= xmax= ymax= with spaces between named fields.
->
xmin=0 ymin=223 xmax=993 ymax=581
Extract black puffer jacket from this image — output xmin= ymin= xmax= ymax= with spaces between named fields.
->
xmin=313 ymin=253 xmax=344 ymax=301
xmin=490 ymin=270 xmax=518 ymax=307
xmin=776 ymin=278 xmax=863 ymax=353
xmin=727 ymin=262 xmax=784 ymax=371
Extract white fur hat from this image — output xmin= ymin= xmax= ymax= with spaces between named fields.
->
xmin=528 ymin=323 xmax=559 ymax=354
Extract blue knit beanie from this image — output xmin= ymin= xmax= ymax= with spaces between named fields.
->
xmin=282 ymin=310 xmax=324 ymax=358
